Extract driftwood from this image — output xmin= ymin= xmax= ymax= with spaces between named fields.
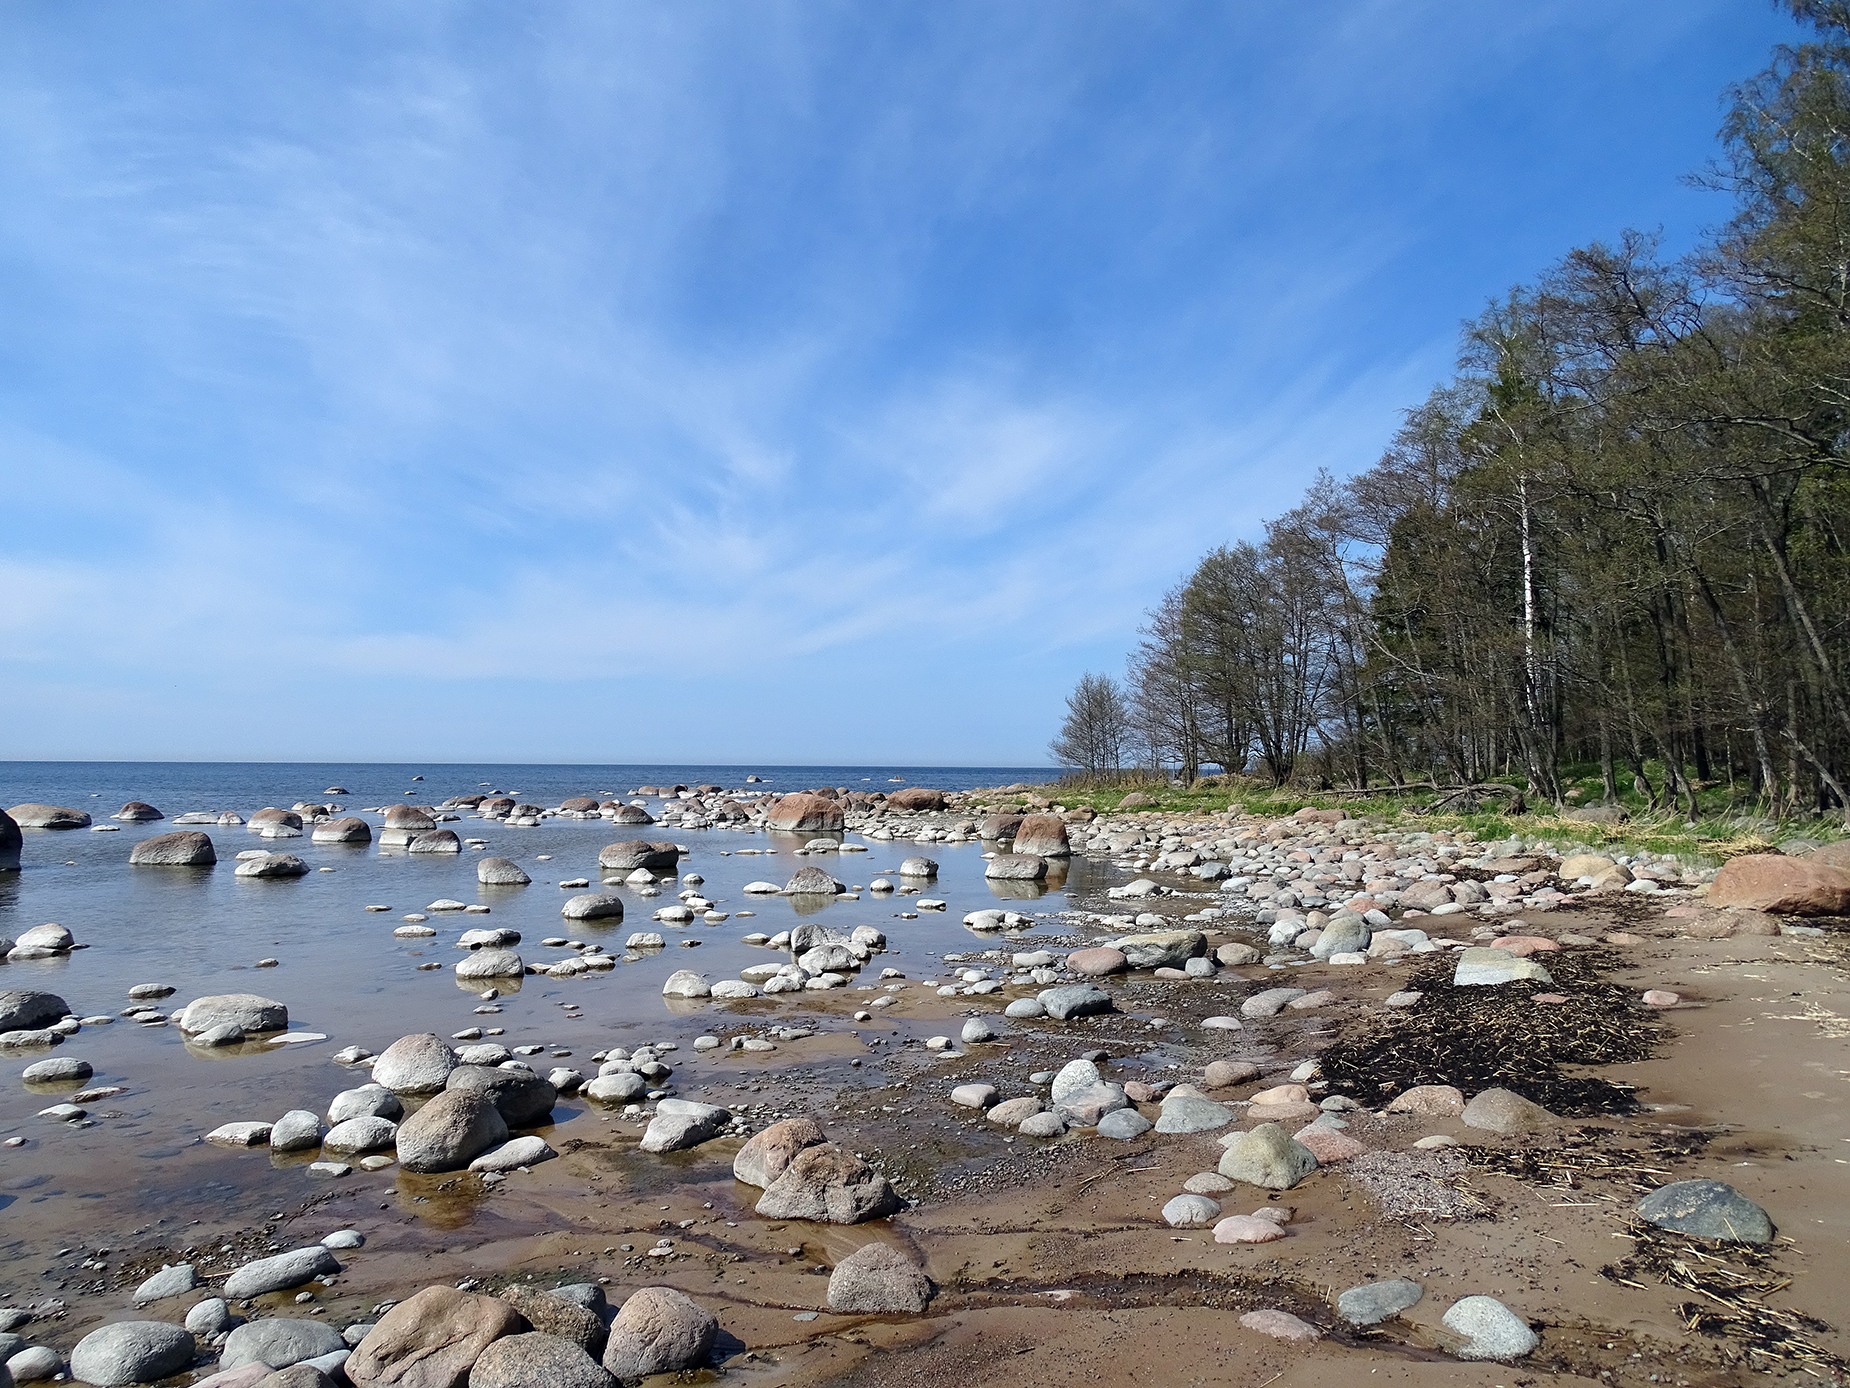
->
xmin=1292 ymin=781 xmax=1529 ymax=815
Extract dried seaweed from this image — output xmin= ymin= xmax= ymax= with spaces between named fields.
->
xmin=1316 ymin=950 xmax=1664 ymax=1113
xmin=1602 ymin=1218 xmax=1843 ymax=1373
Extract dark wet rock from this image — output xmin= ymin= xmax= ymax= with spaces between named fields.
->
xmin=600 ymin=1287 xmax=716 ymax=1380
xmin=1636 ymin=1180 xmax=1774 ymax=1243
xmin=596 ymin=841 xmax=678 ymax=871
xmin=0 ymin=992 xmax=69 ymax=1033
xmin=784 ymin=866 xmax=844 ymax=896
xmin=129 ymin=830 xmax=216 ymax=866
xmin=497 ymin=1286 xmax=606 ymax=1356
xmin=445 ymin=1065 xmax=557 ymax=1128
xmin=978 ymin=813 xmax=1024 ymax=840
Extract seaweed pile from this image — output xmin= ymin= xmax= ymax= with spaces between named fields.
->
xmin=1603 ymin=1219 xmax=1842 ymax=1374
xmin=1316 ymin=950 xmax=1664 ymax=1113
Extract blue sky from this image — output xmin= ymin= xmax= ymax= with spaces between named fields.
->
xmin=0 ymin=1 xmax=1800 ymax=764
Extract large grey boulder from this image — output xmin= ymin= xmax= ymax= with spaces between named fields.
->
xmin=561 ymin=894 xmax=624 ymax=921
xmin=1218 ymin=1123 xmax=1319 ymax=1190
xmin=6 ymin=804 xmax=89 ymax=829
xmin=132 ymin=1263 xmax=199 ymax=1302
xmin=311 ymin=816 xmax=372 ymax=844
xmin=0 ymin=992 xmax=69 ymax=1033
xmin=898 ymin=856 xmax=938 ymax=877
xmin=346 ymin=1286 xmax=521 ymax=1388
xmin=0 ymin=808 xmax=19 ymax=871
xmin=110 ymin=800 xmax=160 ymax=822
xmin=1156 ymin=1094 xmax=1234 ymax=1134
xmin=129 ymin=831 xmax=217 ymax=866
xmin=827 ymin=1243 xmax=932 ymax=1312
xmin=69 ymin=1321 xmax=195 ymax=1386
xmin=372 ymin=1033 xmax=458 ymax=1094
xmin=1441 ymin=1295 xmax=1538 ymax=1360
xmin=784 ymin=866 xmax=844 ymax=896
xmin=395 ymin=1089 xmax=508 ymax=1172
xmin=180 ymin=994 xmax=287 ymax=1035
xmin=471 ymin=1332 xmax=614 ymax=1388
xmin=381 ymin=804 xmax=436 ymax=830
xmin=22 ymin=1055 xmax=91 ymax=1084
xmin=1636 ymin=1180 xmax=1774 ymax=1243
xmin=454 ymin=949 xmax=524 ymax=979
xmin=754 ymin=1142 xmax=898 ymax=1223
xmin=1049 ymin=1058 xmax=1104 ymax=1106
xmin=496 ymin=1285 xmax=606 ymax=1354
xmin=270 ymin=1110 xmax=325 ymax=1153
xmin=639 ymin=1100 xmax=731 ymax=1153
xmin=608 ymin=804 xmax=654 ymax=825
xmin=1037 ymin=984 xmax=1114 ymax=1019
xmin=220 ymin=1318 xmax=347 ymax=1371
xmin=248 ymin=808 xmax=304 ymax=831
xmin=1338 ymin=1279 xmax=1423 ymax=1325
xmin=477 ymin=858 xmax=530 ymax=886
xmin=445 ymin=1065 xmax=557 ymax=1128
xmin=1310 ymin=913 xmax=1371 ymax=960
xmin=223 ymin=1246 xmax=341 ymax=1299
xmin=1112 ymin=930 xmax=1204 ymax=969
xmin=328 ymin=1084 xmax=402 ymax=1124
xmin=1461 ymin=1087 xmax=1553 ymax=1135
xmin=235 ymin=853 xmax=310 ymax=879
xmin=985 ymin=853 xmax=1047 ymax=881
xmin=321 ymin=1116 xmax=398 ymax=1155
xmin=409 ymin=829 xmax=461 ymax=854
xmin=600 ymin=1287 xmax=716 ymax=1379
xmin=597 ymin=841 xmax=678 ymax=871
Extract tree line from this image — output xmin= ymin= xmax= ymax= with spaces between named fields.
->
xmin=1052 ymin=3 xmax=1850 ymax=819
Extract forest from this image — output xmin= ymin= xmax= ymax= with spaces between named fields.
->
xmin=1052 ymin=3 xmax=1850 ymax=822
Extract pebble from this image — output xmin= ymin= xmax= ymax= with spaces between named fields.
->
xmin=1161 ymin=1194 xmax=1221 ymax=1227
xmin=1642 ymin=989 xmax=1680 ymax=1007
xmin=1238 ymin=1309 xmax=1319 ymax=1342
xmin=1213 ymin=1215 xmax=1287 ymax=1244
xmin=1337 ymin=1278 xmax=1423 ymax=1325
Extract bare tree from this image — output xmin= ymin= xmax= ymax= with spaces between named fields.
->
xmin=1049 ymin=672 xmax=1130 ymax=774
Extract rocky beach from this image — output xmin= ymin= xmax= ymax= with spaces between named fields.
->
xmin=0 ymin=771 xmax=1845 ymax=1387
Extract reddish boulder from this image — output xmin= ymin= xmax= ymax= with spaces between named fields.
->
xmin=1067 ymin=947 xmax=1127 ymax=976
xmin=1709 ymin=853 xmax=1850 ymax=915
xmin=887 ymin=787 xmax=946 ymax=812
xmin=765 ymin=793 xmax=844 ymax=833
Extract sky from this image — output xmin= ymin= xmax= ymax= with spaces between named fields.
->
xmin=0 ymin=1 xmax=1803 ymax=765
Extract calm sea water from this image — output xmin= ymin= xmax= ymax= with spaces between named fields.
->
xmin=0 ymin=762 xmax=1104 ymax=1260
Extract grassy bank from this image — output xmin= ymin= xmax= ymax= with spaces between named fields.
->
xmin=968 ymin=765 xmax=1848 ymax=866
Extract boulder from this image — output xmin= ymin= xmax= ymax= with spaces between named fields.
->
xmin=765 ymin=793 xmax=845 ymax=833
xmin=1067 ymin=946 xmax=1127 ymax=975
xmin=221 ymin=1319 xmax=348 ymax=1372
xmin=597 ymin=841 xmax=678 ymax=871
xmin=1162 ymin=1194 xmax=1223 ymax=1227
xmin=600 ymin=1287 xmax=716 ymax=1380
xmin=311 ymin=817 xmax=373 ymax=844
xmin=754 ymin=1142 xmax=899 ymax=1223
xmin=22 ymin=1055 xmax=90 ymax=1083
xmin=984 ymin=853 xmax=1047 ymax=881
xmin=6 ymin=804 xmax=90 ymax=829
xmin=1636 ymin=1179 xmax=1774 ymax=1243
xmin=1708 ymin=853 xmax=1850 ymax=915
xmin=661 ymin=970 xmax=710 ymax=998
xmin=496 ymin=1286 xmax=605 ymax=1355
xmin=223 ymin=1246 xmax=342 ymax=1299
xmin=1441 ymin=1295 xmax=1538 ymax=1361
xmin=0 ymin=808 xmax=17 ymax=871
xmin=1338 ymin=1279 xmax=1423 ymax=1325
xmin=373 ymin=1034 xmax=458 ymax=1094
xmin=608 ymin=805 xmax=654 ymax=825
xmin=1011 ymin=813 xmax=1070 ymax=857
xmin=978 ymin=813 xmax=1024 ymax=840
xmin=395 ymin=1089 xmax=509 ymax=1172
xmin=887 ymin=787 xmax=946 ymax=812
xmin=898 ymin=856 xmax=938 ymax=877
xmin=1112 ymin=930 xmax=1204 ymax=969
xmin=1037 ymin=984 xmax=1114 ymax=1019
xmin=381 ymin=805 xmax=436 ymax=830
xmin=1156 ymin=1094 xmax=1234 ymax=1134
xmin=323 ymin=1116 xmax=398 ymax=1155
xmin=409 ymin=830 xmax=462 ymax=854
xmin=639 ymin=1101 xmax=731 ymax=1154
xmin=180 ymin=994 xmax=287 ymax=1035
xmin=129 ymin=831 xmax=217 ymax=866
xmin=1558 ymin=853 xmax=1616 ymax=879
xmin=477 ymin=858 xmax=530 ymax=886
xmin=132 ymin=1263 xmax=199 ymax=1302
xmin=1310 ymin=914 xmax=1370 ymax=960
xmin=329 ymin=1084 xmax=403 ymax=1124
xmin=1204 ymin=1060 xmax=1260 ymax=1088
xmin=114 ymin=801 xmax=164 ymax=821
xmin=235 ymin=853 xmax=311 ymax=879
xmin=445 ymin=1065 xmax=557 ymax=1128
xmin=784 ymin=866 xmax=844 ymax=896
xmin=249 ymin=808 xmax=305 ymax=830
xmin=468 ymin=1333 xmax=612 ymax=1388
xmin=454 ymin=949 xmax=523 ymax=979
xmin=1217 ymin=1123 xmax=1318 ymax=1190
xmin=347 ymin=1286 xmax=522 ymax=1388
xmin=733 ymin=1117 xmax=829 ymax=1188
xmin=1461 ymin=1088 xmax=1553 ymax=1135
xmin=69 ymin=1322 xmax=195 ymax=1386
xmin=271 ymin=1109 xmax=325 ymax=1152
xmin=1386 ymin=1085 xmax=1466 ymax=1116
xmin=827 ymin=1243 xmax=933 ymax=1312
xmin=560 ymin=893 xmax=624 ymax=921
